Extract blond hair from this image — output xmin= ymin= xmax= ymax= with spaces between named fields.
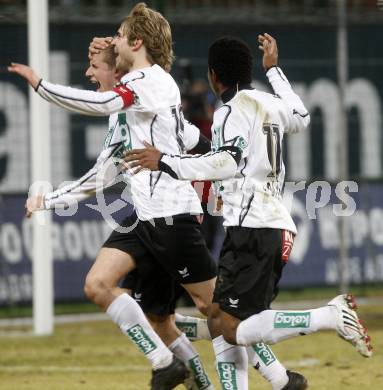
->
xmin=120 ymin=2 xmax=174 ymax=72
xmin=101 ymin=45 xmax=116 ymax=69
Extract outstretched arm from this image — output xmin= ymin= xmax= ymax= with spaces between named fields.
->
xmin=258 ymin=33 xmax=310 ymax=133
xmin=8 ymin=63 xmax=134 ymax=116
xmin=123 ymin=142 xmax=240 ymax=181
xmin=25 ymin=144 xmax=123 ymax=216
xmin=123 ymin=105 xmax=246 ymax=181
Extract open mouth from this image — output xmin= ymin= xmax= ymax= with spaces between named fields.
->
xmin=90 ymin=79 xmax=101 ymax=91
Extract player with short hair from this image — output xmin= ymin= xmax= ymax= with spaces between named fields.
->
xmin=9 ymin=3 xmax=220 ymax=389
xmin=25 ymin=43 xmax=213 ymax=390
xmin=122 ymin=33 xmax=373 ymax=389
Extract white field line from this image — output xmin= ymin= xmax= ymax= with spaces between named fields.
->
xmin=0 ymin=365 xmax=149 ymax=372
xmin=283 ymin=358 xmax=321 ymax=367
xmin=0 ymin=312 xmax=108 ymax=328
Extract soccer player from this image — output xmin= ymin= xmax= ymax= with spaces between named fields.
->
xmin=24 ymin=43 xmax=213 ymax=390
xmin=9 ymin=3 xmax=220 ymax=389
xmin=85 ymin=35 xmax=306 ymax=390
xmin=12 ymin=18 xmax=312 ymax=389
xmin=122 ymin=33 xmax=373 ymax=388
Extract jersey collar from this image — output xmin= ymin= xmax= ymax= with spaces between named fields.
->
xmin=221 ymin=83 xmax=253 ymax=103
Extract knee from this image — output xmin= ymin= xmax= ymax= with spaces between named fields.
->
xmin=192 ymin=297 xmax=210 ymax=317
xmin=221 ymin=322 xmax=239 ymax=345
xmin=146 ymin=313 xmax=169 ymax=325
xmin=84 ymin=276 xmax=107 ymax=304
xmin=197 ymin=302 xmax=210 ymax=317
xmin=146 ymin=314 xmax=171 ymax=333
xmin=208 ymin=303 xmax=220 ymax=322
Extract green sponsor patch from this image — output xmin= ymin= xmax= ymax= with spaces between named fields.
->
xmin=176 ymin=321 xmax=197 ymax=339
xmin=126 ymin=324 xmax=156 ymax=355
xmin=252 ymin=343 xmax=276 ymax=366
xmin=233 ymin=136 xmax=248 ymax=151
xmin=189 ymin=356 xmax=211 ymax=389
xmin=274 ymin=312 xmax=311 ymax=328
xmin=217 ymin=362 xmax=238 ymax=390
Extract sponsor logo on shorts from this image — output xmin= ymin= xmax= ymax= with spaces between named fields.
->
xmin=274 ymin=312 xmax=311 ymax=328
xmin=176 ymin=322 xmax=197 ymax=339
xmin=178 ymin=267 xmax=190 ymax=278
xmin=126 ymin=324 xmax=156 ymax=355
xmin=133 ymin=292 xmax=142 ymax=302
xmin=228 ymin=298 xmax=239 ymax=308
xmin=217 ymin=362 xmax=238 ymax=390
xmin=252 ymin=343 xmax=276 ymax=366
xmin=189 ymin=356 xmax=211 ymax=389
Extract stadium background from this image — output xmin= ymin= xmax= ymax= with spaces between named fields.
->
xmin=0 ymin=0 xmax=383 ymax=306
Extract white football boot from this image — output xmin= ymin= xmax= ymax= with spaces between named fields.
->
xmin=327 ymin=294 xmax=373 ymax=357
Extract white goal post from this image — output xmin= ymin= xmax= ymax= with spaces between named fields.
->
xmin=28 ymin=0 xmax=54 ymax=335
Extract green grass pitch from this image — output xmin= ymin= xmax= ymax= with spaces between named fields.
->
xmin=0 ymin=304 xmax=382 ymax=389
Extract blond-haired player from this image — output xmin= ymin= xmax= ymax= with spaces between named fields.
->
xmin=9 ymin=3 xmax=218 ymax=389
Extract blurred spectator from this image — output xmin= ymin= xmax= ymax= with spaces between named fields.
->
xmin=182 ymin=78 xmax=215 ymax=139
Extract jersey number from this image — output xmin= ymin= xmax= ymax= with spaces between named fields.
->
xmin=171 ymin=105 xmax=186 ymax=152
xmin=263 ymin=123 xmax=282 ymax=179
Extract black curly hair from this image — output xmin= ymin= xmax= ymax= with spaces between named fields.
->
xmin=208 ymin=37 xmax=253 ymax=88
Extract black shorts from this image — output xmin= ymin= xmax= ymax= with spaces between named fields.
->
xmin=104 ymin=212 xmax=217 ymax=315
xmin=120 ymin=269 xmax=138 ymax=291
xmin=213 ymin=227 xmax=294 ymax=320
xmin=121 ymin=266 xmax=185 ymax=316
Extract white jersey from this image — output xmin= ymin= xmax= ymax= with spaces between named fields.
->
xmin=159 ymin=67 xmax=310 ymax=233
xmin=39 ymin=64 xmax=203 ymax=219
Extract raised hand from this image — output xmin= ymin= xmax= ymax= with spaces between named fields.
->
xmin=88 ymin=36 xmax=113 ymax=59
xmin=258 ymin=33 xmax=278 ymax=71
xmin=8 ymin=62 xmax=41 ymax=89
xmin=25 ymin=195 xmax=45 ymax=218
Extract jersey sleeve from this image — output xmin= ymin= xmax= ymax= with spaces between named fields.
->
xmin=36 ymin=80 xmax=134 ymax=116
xmin=183 ymin=121 xmax=201 ymax=151
xmin=158 ymin=147 xmax=240 ymax=181
xmin=43 ymin=144 xmax=122 ymax=209
xmin=157 ymin=103 xmax=248 ymax=181
xmin=266 ymin=67 xmax=310 ymax=134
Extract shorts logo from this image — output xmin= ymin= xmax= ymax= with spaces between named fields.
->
xmin=274 ymin=312 xmax=311 ymax=328
xmin=126 ymin=324 xmax=156 ymax=355
xmin=133 ymin=292 xmax=142 ymax=302
xmin=178 ymin=267 xmax=190 ymax=278
xmin=252 ymin=343 xmax=276 ymax=366
xmin=175 ymin=322 xmax=197 ymax=339
xmin=229 ymin=298 xmax=239 ymax=308
xmin=189 ymin=356 xmax=211 ymax=389
xmin=217 ymin=362 xmax=238 ymax=390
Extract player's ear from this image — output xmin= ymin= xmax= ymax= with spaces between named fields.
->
xmin=208 ymin=68 xmax=218 ymax=86
xmin=132 ymin=38 xmax=143 ymax=51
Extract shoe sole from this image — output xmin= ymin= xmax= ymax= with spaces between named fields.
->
xmin=338 ymin=294 xmax=373 ymax=358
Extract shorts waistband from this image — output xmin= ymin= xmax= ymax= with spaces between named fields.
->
xmin=141 ymin=213 xmax=199 ymax=226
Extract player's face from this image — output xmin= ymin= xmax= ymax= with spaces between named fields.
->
xmin=112 ymin=27 xmax=134 ymax=73
xmin=85 ymin=52 xmax=116 ymax=92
